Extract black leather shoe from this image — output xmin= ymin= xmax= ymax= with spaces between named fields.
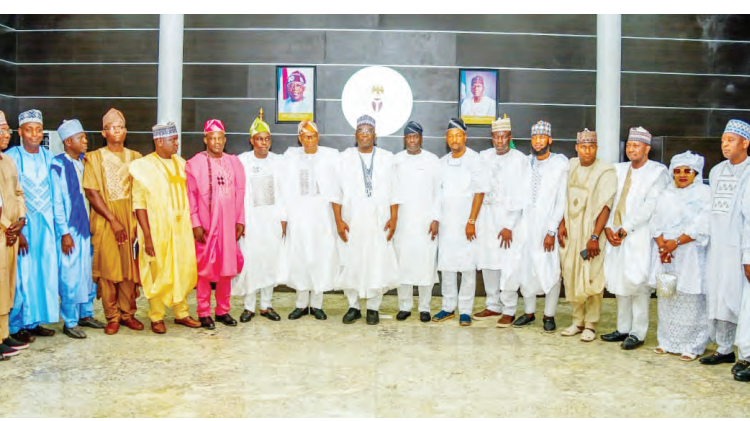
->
xmin=700 ymin=351 xmax=736 ymax=365
xmin=512 ymin=313 xmax=535 ymax=327
xmin=30 ymin=325 xmax=56 ymax=337
xmin=366 ymin=310 xmax=380 ymax=325
xmin=199 ymin=316 xmax=215 ymax=330
xmin=621 ymin=334 xmax=644 ymax=350
xmin=78 ymin=317 xmax=106 ymax=329
xmin=731 ymin=359 xmax=749 ymax=374
xmin=215 ymin=313 xmax=238 ymax=326
xmin=11 ymin=329 xmax=35 ymax=344
xmin=543 ymin=316 xmax=556 ymax=332
xmin=311 ymin=307 xmax=327 ymax=320
xmin=342 ymin=308 xmax=362 ymax=324
xmin=260 ymin=308 xmax=281 ymax=322
xmin=734 ymin=366 xmax=750 ymax=382
xmin=240 ymin=310 xmax=255 ymax=323
xmin=601 ymin=330 xmax=629 ymax=342
xmin=420 ymin=312 xmax=431 ymax=323
xmin=63 ymin=326 xmax=87 ymax=339
xmin=288 ymin=307 xmax=309 ymax=320
xmin=396 ymin=311 xmax=411 ymax=321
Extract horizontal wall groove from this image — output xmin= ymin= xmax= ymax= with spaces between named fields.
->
xmin=622 ymin=35 xmax=750 ymax=44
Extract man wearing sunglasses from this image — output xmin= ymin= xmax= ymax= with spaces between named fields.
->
xmin=601 ymin=127 xmax=669 ymax=350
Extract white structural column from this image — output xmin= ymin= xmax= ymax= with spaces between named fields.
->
xmin=596 ymin=14 xmax=622 ymax=164
xmin=157 ymin=14 xmax=185 ymax=155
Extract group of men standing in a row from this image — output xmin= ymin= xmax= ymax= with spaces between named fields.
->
xmin=0 ymin=106 xmax=749 ymax=384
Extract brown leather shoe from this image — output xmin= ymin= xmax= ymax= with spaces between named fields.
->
xmin=496 ymin=314 xmax=515 ymax=328
xmin=174 ymin=316 xmax=201 ymax=328
xmin=151 ymin=320 xmax=167 ymax=334
xmin=121 ymin=317 xmax=144 ymax=331
xmin=104 ymin=322 xmax=120 ymax=335
xmin=473 ymin=309 xmax=502 ymax=319
xmin=30 ymin=325 xmax=56 ymax=337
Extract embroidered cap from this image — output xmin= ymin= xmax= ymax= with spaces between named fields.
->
xmin=724 ymin=119 xmax=750 ymax=140
xmin=627 ymin=126 xmax=652 ymax=145
xmin=576 ymin=128 xmax=597 ymax=144
xmin=19 ymin=109 xmax=43 ymax=126
xmin=492 ymin=114 xmax=511 ymax=133
xmin=531 ymin=120 xmax=551 ymax=137
xmin=357 ymin=114 xmax=376 ymax=129
xmin=152 ymin=122 xmax=178 ymax=140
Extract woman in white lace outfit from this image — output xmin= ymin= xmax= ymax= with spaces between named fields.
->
xmin=648 ymin=151 xmax=711 ymax=361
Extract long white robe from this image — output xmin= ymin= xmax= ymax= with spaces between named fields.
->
xmin=475 ymin=148 xmax=527 ymax=281
xmin=604 ymin=160 xmax=669 ymax=296
xmin=393 ymin=150 xmax=440 ymax=287
xmin=232 ymin=152 xmax=287 ymax=296
xmin=437 ymin=148 xmax=490 ymax=272
xmin=282 ymin=146 xmax=340 ymax=293
xmin=507 ymin=153 xmax=568 ymax=296
xmin=648 ymin=178 xmax=711 ymax=355
xmin=647 ymin=181 xmax=711 ymax=295
xmin=706 ymin=159 xmax=750 ymax=323
xmin=332 ymin=147 xmax=400 ymax=298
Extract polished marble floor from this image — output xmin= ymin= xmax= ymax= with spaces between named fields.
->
xmin=1 ymin=292 xmax=748 ymax=417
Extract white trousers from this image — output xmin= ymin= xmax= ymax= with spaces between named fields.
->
xmin=440 ymin=271 xmax=476 ymax=315
xmin=344 ymin=289 xmax=383 ymax=311
xmin=519 ymin=281 xmax=561 ymax=317
xmin=482 ymin=269 xmax=503 ymax=313
xmin=616 ymin=293 xmax=651 ymax=341
xmin=243 ymin=286 xmax=274 ymax=311
xmin=499 ymin=290 xmax=522 ymax=316
xmin=397 ymin=284 xmax=433 ymax=313
xmin=295 ymin=291 xmax=324 ymax=309
xmin=709 ymin=319 xmax=737 ymax=355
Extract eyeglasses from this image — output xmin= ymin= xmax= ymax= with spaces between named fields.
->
xmin=673 ymin=168 xmax=694 ymax=175
xmin=356 ymin=129 xmax=374 ymax=135
xmin=105 ymin=125 xmax=126 ymax=133
xmin=0 ymin=129 xmax=11 ymax=135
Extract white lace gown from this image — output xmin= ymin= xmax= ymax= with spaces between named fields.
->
xmin=648 ymin=175 xmax=711 ymax=355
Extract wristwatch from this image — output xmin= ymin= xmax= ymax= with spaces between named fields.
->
xmin=547 ymin=230 xmax=556 ymax=237
xmin=675 ymin=238 xmax=682 ymax=246
xmin=468 ymin=219 xmax=476 ymax=225
xmin=591 ymin=234 xmax=599 ymax=241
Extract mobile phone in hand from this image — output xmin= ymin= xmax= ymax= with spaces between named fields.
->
xmin=580 ymin=249 xmax=588 ymax=260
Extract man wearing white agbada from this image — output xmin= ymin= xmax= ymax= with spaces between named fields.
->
xmin=472 ymin=115 xmax=528 ymax=328
xmin=283 ymin=120 xmax=339 ymax=321
xmin=648 ymin=151 xmax=710 ymax=362
xmin=392 ymin=121 xmax=439 ymax=323
xmin=601 ymin=127 xmax=669 ymax=350
xmin=332 ymin=115 xmax=400 ymax=325
xmin=432 ymin=118 xmax=489 ymax=327
xmin=232 ymin=114 xmax=286 ymax=323
xmin=700 ymin=119 xmax=750 ymax=376
xmin=506 ymin=120 xmax=568 ymax=333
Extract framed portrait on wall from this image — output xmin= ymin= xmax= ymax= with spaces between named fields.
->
xmin=458 ymin=68 xmax=498 ymax=125
xmin=276 ymin=65 xmax=316 ymax=123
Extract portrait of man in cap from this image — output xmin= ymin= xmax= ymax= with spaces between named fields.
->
xmin=459 ymin=69 xmax=498 ymax=125
xmin=277 ymin=66 xmax=316 ymax=122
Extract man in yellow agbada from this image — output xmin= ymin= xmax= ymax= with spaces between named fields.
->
xmin=129 ymin=122 xmax=201 ymax=334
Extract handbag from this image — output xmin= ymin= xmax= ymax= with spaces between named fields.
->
xmin=655 ymin=263 xmax=678 ymax=298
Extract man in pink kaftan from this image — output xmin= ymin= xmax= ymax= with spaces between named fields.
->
xmin=186 ymin=119 xmax=246 ymax=329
